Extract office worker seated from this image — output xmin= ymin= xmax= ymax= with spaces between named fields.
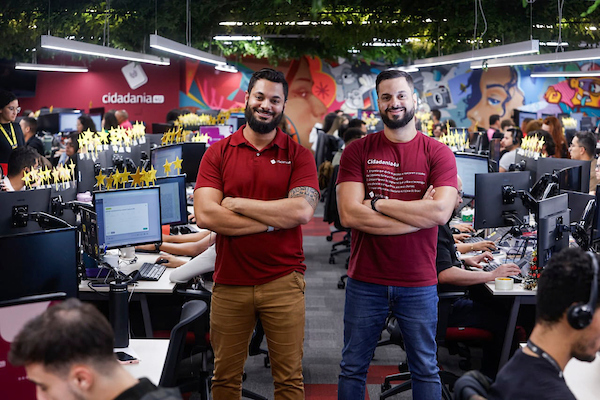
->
xmin=8 ymin=298 xmax=182 ymax=400
xmin=498 ymin=128 xmax=523 ymax=172
xmin=438 ymin=176 xmax=521 ymax=377
xmin=488 ymin=248 xmax=600 ymax=400
xmin=1 ymin=146 xmax=39 ymax=191
xmin=568 ymin=131 xmax=598 ymax=194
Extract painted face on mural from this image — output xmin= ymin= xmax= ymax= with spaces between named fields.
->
xmin=569 ymin=78 xmax=600 ymax=108
xmin=466 ymin=67 xmax=524 ymax=130
xmin=377 ymin=77 xmax=416 ymax=130
xmin=244 ymin=79 xmax=286 ymax=135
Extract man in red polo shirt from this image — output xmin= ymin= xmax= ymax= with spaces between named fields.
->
xmin=194 ymin=68 xmax=319 ymax=400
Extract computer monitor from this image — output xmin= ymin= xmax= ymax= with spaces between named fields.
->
xmin=0 ymin=228 xmax=78 ymax=301
xmin=0 ymin=188 xmax=51 ymax=237
xmin=155 ymin=175 xmax=187 ymax=225
xmin=563 ymin=190 xmax=595 ymax=224
xmin=536 ymin=158 xmax=591 ymax=193
xmin=556 ymin=166 xmax=583 ymax=192
xmin=591 ymin=184 xmax=600 ymax=243
xmin=94 ymin=187 xmax=162 ymax=250
xmin=474 ymin=171 xmax=532 ymax=229
xmin=59 ymin=112 xmax=82 ymax=133
xmin=152 ymin=123 xmax=174 ymax=134
xmin=455 ymin=152 xmax=489 ymax=198
xmin=516 ymin=110 xmax=537 ymax=128
xmin=151 ymin=143 xmax=206 ymax=183
xmin=0 ymin=293 xmax=66 ymax=399
xmin=537 ymin=193 xmax=570 ymax=268
xmin=90 ymin=114 xmax=102 ymax=131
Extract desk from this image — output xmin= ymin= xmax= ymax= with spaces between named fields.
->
xmin=119 ymin=339 xmax=170 ymax=385
xmin=485 ymin=281 xmax=537 ymax=368
xmin=79 ymin=253 xmax=179 ymax=337
xmin=564 ymin=355 xmax=600 ymax=400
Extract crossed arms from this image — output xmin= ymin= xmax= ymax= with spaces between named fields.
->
xmin=194 ymin=186 xmax=320 ymax=236
xmin=336 ymin=181 xmax=456 ymax=236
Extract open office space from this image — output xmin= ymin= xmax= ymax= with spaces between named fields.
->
xmin=3 ymin=2 xmax=600 ymax=400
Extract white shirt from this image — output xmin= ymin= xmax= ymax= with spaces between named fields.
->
xmin=1 ymin=175 xmax=16 ymax=191
xmin=499 ymin=149 xmax=517 ymax=171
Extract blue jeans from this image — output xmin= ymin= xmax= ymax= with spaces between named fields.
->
xmin=338 ymin=278 xmax=440 ymax=400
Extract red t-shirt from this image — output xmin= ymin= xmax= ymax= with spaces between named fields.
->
xmin=337 ymin=131 xmax=457 ymax=287
xmin=195 ymin=127 xmax=319 ymax=285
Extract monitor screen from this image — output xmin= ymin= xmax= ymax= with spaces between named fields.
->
xmin=536 ymin=158 xmax=591 ymax=193
xmin=94 ymin=187 xmax=162 ymax=249
xmin=0 ymin=228 xmax=78 ymax=301
xmin=592 ymin=184 xmax=600 ymax=242
xmin=59 ymin=113 xmax=81 ymax=133
xmin=537 ymin=193 xmax=569 ymax=268
xmin=0 ymin=293 xmax=66 ymax=399
xmin=0 ymin=188 xmax=51 ymax=237
xmin=455 ymin=153 xmax=489 ymax=198
xmin=517 ymin=111 xmax=537 ymax=128
xmin=155 ymin=175 xmax=187 ymax=225
xmin=151 ymin=144 xmax=183 ymax=179
xmin=90 ymin=114 xmax=102 ymax=131
xmin=564 ymin=190 xmax=595 ymax=224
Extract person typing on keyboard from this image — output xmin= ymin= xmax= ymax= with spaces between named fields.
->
xmin=437 ymin=176 xmax=521 ymax=377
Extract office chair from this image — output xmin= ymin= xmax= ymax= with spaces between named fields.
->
xmin=453 ymin=370 xmax=492 ymax=400
xmin=379 ymin=291 xmax=483 ymax=400
xmin=159 ymin=300 xmax=211 ymax=399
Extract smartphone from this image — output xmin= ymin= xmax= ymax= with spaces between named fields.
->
xmin=115 ymin=351 xmax=139 ymax=364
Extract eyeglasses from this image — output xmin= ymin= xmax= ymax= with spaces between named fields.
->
xmin=5 ymin=106 xmax=21 ymax=113
xmin=458 ymin=190 xmax=464 ymax=197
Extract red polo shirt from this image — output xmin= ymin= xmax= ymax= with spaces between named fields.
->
xmin=195 ymin=126 xmax=319 ymax=285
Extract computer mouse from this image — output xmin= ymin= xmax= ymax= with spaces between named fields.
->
xmin=155 ymin=258 xmax=169 ymax=265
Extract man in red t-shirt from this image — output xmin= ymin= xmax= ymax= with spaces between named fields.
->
xmin=194 ymin=68 xmax=319 ymax=400
xmin=336 ymin=69 xmax=457 ymax=400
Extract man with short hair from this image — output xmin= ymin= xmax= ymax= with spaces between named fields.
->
xmin=1 ymin=146 xmax=39 ymax=191
xmin=336 ymin=69 xmax=457 ymax=399
xmin=194 ymin=68 xmax=319 ymax=399
xmin=569 ymin=131 xmax=598 ymax=193
xmin=488 ymin=248 xmax=600 ymax=399
xmin=430 ymin=109 xmax=441 ymax=125
xmin=498 ymin=128 xmax=523 ymax=172
xmin=115 ymin=110 xmax=133 ymax=130
xmin=19 ymin=116 xmax=44 ymax=156
xmin=500 ymin=119 xmax=514 ymax=133
xmin=332 ymin=127 xmax=365 ymax=167
xmin=487 ymin=114 xmax=502 ymax=141
xmin=347 ymin=118 xmax=367 ymax=133
xmin=8 ymin=298 xmax=181 ymax=400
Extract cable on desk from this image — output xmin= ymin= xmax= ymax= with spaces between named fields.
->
xmin=86 ymin=281 xmax=109 ymax=297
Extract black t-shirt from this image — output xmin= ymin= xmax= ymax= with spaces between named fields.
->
xmin=26 ymin=135 xmax=45 ymax=156
xmin=0 ymin=122 xmax=25 ymax=164
xmin=113 ymin=378 xmax=182 ymax=400
xmin=487 ymin=349 xmax=576 ymax=400
xmin=436 ymin=222 xmax=462 ymax=275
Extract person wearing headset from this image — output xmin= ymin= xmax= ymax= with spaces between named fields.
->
xmin=498 ymin=128 xmax=523 ymax=172
xmin=487 ymin=248 xmax=600 ymax=400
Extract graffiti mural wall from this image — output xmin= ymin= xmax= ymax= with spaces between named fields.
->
xmin=181 ymin=57 xmax=600 ymax=150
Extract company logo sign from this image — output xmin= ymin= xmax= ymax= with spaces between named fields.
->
xmin=102 ymin=92 xmax=164 ymax=104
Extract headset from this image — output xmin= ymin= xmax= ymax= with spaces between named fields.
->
xmin=567 ymin=251 xmax=599 ymax=330
xmin=508 ymin=128 xmax=523 ymax=147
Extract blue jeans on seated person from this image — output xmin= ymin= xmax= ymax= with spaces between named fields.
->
xmin=337 ymin=278 xmax=440 ymax=400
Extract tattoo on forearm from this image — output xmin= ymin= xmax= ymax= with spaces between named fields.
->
xmin=289 ymin=186 xmax=320 ymax=210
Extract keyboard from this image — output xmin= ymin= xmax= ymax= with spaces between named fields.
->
xmin=483 ymin=258 xmax=530 ymax=283
xmin=138 ymin=262 xmax=167 ymax=281
xmin=486 ymin=226 xmax=511 ymax=242
xmin=463 ymin=236 xmax=485 ymax=244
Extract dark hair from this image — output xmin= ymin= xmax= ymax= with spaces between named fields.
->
xmin=530 ymin=129 xmax=556 ymax=157
xmin=507 ymin=128 xmax=523 ymax=146
xmin=537 ymin=248 xmax=600 ymax=324
xmin=500 ymin=119 xmax=514 ymax=130
xmin=247 ymin=68 xmax=288 ymax=100
xmin=431 ymin=109 xmax=441 ymax=121
xmin=489 ymin=114 xmax=501 ymax=126
xmin=347 ymin=118 xmax=366 ymax=129
xmin=166 ymin=108 xmax=184 ymax=123
xmin=342 ymin=127 xmax=365 ymax=144
xmin=67 ymin=132 xmax=80 ymax=153
xmin=21 ymin=116 xmax=37 ymax=134
xmin=7 ymin=146 xmax=39 ymax=177
xmin=322 ymin=112 xmax=338 ymax=133
xmin=574 ymin=131 xmax=596 ymax=158
xmin=0 ymin=89 xmax=17 ymax=109
xmin=78 ymin=114 xmax=97 ymax=133
xmin=103 ymin=111 xmax=119 ymax=130
xmin=8 ymin=298 xmax=116 ymax=374
xmin=376 ymin=69 xmax=414 ymax=94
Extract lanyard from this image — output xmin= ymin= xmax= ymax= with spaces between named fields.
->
xmin=0 ymin=123 xmax=17 ymax=149
xmin=527 ymin=339 xmax=563 ymax=378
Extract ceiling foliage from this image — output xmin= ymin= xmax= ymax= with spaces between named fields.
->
xmin=1 ymin=0 xmax=599 ymax=66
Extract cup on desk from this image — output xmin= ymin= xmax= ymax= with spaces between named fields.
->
xmin=495 ymin=277 xmax=514 ymax=290
xmin=119 ymin=247 xmax=135 ymax=260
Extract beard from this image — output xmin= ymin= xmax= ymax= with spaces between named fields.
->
xmin=380 ymin=105 xmax=415 ymax=130
xmin=245 ymin=103 xmax=284 ymax=134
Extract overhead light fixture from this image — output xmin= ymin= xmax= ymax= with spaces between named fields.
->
xmin=215 ymin=64 xmax=238 ymax=73
xmin=530 ymin=70 xmax=600 ymax=78
xmin=149 ymin=34 xmax=226 ymax=66
xmin=471 ymin=47 xmax=600 ymax=69
xmin=414 ymin=40 xmax=539 ymax=68
xmin=41 ymin=35 xmax=170 ymax=66
xmin=15 ymin=62 xmax=88 ymax=73
xmin=397 ymin=66 xmax=419 ymax=73
xmin=213 ymin=35 xmax=262 ymax=41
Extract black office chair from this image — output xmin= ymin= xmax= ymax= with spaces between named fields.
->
xmin=159 ymin=300 xmax=211 ymax=399
xmin=379 ymin=292 xmax=467 ymax=400
xmin=453 ymin=370 xmax=492 ymax=400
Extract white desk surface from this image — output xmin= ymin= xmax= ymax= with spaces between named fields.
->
xmin=119 ymin=339 xmax=170 ymax=385
xmin=564 ymin=355 xmax=600 ymax=400
xmin=79 ymin=253 xmax=177 ymax=294
xmin=485 ymin=281 xmax=537 ymax=296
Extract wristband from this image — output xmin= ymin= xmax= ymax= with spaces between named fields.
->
xmin=371 ymin=197 xmax=381 ymax=213
xmin=155 ymin=242 xmax=162 ymax=252
xmin=266 ymin=226 xmax=275 ymax=232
